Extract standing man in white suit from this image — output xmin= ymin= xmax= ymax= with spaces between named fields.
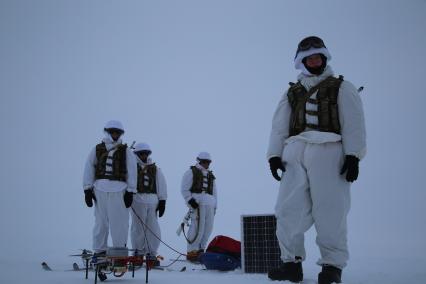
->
xmin=83 ymin=120 xmax=137 ymax=254
xmin=181 ymin=152 xmax=217 ymax=262
xmin=130 ymin=142 xmax=167 ymax=259
xmin=267 ymin=36 xmax=366 ymax=284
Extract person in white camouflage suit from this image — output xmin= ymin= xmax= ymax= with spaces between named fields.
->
xmin=181 ymin=152 xmax=218 ymax=262
xmin=83 ymin=120 xmax=137 ymax=254
xmin=267 ymin=36 xmax=366 ymax=284
xmin=130 ymin=142 xmax=167 ymax=259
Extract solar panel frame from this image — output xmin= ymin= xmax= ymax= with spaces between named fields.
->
xmin=240 ymin=214 xmax=282 ymax=273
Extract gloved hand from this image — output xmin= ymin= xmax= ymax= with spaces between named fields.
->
xmin=123 ymin=191 xmax=133 ymax=208
xmin=157 ymin=200 xmax=166 ymax=217
xmin=188 ymin=198 xmax=199 ymax=209
xmin=269 ymin=157 xmax=285 ymax=181
xmin=84 ymin=188 xmax=96 ymax=207
xmin=340 ymin=155 xmax=360 ymax=182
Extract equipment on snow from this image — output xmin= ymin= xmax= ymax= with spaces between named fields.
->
xmin=41 ymin=261 xmax=87 ymax=272
xmin=206 ymin=235 xmax=241 ymax=259
xmin=186 ymin=250 xmax=202 ymax=262
xmin=81 ymin=248 xmax=157 ymax=283
xmin=199 ymin=252 xmax=240 ymax=271
xmin=197 ymin=235 xmax=242 ymax=271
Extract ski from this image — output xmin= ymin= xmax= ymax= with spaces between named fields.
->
xmin=158 ymin=265 xmax=187 ymax=272
xmin=137 ymin=263 xmax=187 ymax=272
xmin=41 ymin=262 xmax=52 ymax=271
xmin=41 ymin=262 xmax=83 ymax=272
xmin=169 ymin=258 xmax=203 ymax=265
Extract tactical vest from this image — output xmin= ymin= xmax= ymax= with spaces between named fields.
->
xmin=94 ymin=142 xmax=127 ymax=182
xmin=136 ymin=163 xmax=157 ymax=194
xmin=287 ymin=75 xmax=343 ymax=137
xmin=190 ymin=166 xmax=215 ymax=195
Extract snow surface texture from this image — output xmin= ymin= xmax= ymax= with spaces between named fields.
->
xmin=1 ymin=0 xmax=426 ymax=283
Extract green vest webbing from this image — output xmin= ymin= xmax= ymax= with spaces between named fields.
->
xmin=189 ymin=166 xmax=215 ymax=195
xmin=287 ymin=75 xmax=343 ymax=137
xmin=136 ymin=163 xmax=157 ymax=194
xmin=94 ymin=142 xmax=127 ymax=182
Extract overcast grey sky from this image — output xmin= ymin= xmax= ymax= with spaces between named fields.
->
xmin=0 ymin=0 xmax=425 ymax=264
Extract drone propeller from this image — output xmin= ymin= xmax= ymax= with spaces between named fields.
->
xmin=70 ymin=249 xmax=93 ymax=257
xmin=79 ymin=249 xmax=93 ymax=253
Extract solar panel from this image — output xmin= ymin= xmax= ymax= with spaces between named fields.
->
xmin=240 ymin=214 xmax=281 ymax=273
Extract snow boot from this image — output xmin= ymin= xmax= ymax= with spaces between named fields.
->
xmin=186 ymin=250 xmax=201 ymax=262
xmin=318 ymin=265 xmax=342 ymax=284
xmin=268 ymin=262 xmax=303 ymax=282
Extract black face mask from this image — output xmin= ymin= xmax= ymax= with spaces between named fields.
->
xmin=302 ymin=54 xmax=327 ymax=75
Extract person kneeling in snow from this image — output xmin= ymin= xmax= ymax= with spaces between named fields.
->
xmin=267 ymin=36 xmax=366 ymax=284
xmin=130 ymin=142 xmax=167 ymax=259
xmin=82 ymin=120 xmax=137 ymax=254
xmin=181 ymin=152 xmax=218 ymax=262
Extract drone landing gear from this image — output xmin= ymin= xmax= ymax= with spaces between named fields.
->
xmin=98 ymin=272 xmax=107 ymax=282
xmin=95 ymin=265 xmax=107 ymax=283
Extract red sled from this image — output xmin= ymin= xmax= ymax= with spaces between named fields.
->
xmin=206 ymin=235 xmax=241 ymax=259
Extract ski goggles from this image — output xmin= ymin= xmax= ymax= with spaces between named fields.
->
xmin=135 ymin=150 xmax=152 ymax=156
xmin=105 ymin=128 xmax=124 ymax=135
xmin=296 ymin=36 xmax=326 ymax=53
xmin=198 ymin=159 xmax=211 ymax=164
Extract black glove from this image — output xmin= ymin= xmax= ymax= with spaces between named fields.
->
xmin=340 ymin=155 xmax=360 ymax=182
xmin=157 ymin=200 xmax=166 ymax=217
xmin=269 ymin=157 xmax=285 ymax=181
xmin=84 ymin=189 xmax=96 ymax=207
xmin=123 ymin=191 xmax=133 ymax=208
xmin=188 ymin=198 xmax=199 ymax=209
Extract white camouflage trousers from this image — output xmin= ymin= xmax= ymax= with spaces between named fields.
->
xmin=275 ymin=140 xmax=351 ymax=269
xmin=187 ymin=205 xmax=215 ymax=252
xmin=92 ymin=190 xmax=129 ymax=252
xmin=130 ymin=201 xmax=161 ymax=256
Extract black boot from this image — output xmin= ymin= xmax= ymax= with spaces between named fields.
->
xmin=318 ymin=265 xmax=342 ymax=284
xmin=268 ymin=262 xmax=303 ymax=282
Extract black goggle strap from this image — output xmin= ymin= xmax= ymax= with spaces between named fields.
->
xmin=105 ymin=128 xmax=124 ymax=135
xmin=297 ymin=37 xmax=326 ymax=52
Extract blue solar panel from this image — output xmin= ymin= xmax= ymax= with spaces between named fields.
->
xmin=240 ymin=214 xmax=281 ymax=273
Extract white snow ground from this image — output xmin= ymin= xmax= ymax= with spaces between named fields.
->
xmin=3 ymin=255 xmax=426 ymax=284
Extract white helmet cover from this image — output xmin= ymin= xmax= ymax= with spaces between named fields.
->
xmin=133 ymin=142 xmax=151 ymax=153
xmin=104 ymin=120 xmax=124 ymax=132
xmin=197 ymin=151 xmax=212 ymax=161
